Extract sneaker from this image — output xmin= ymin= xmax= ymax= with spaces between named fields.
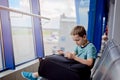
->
xmin=21 ymin=71 xmax=38 ymax=80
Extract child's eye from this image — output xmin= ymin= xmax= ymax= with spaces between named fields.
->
xmin=75 ymin=39 xmax=80 ymax=41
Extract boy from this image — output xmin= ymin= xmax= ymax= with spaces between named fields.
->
xmin=21 ymin=25 xmax=97 ymax=80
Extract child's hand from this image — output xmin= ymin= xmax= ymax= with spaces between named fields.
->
xmin=57 ymin=50 xmax=64 ymax=55
xmin=64 ymin=52 xmax=75 ymax=59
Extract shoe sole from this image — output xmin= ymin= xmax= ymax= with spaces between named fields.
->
xmin=21 ymin=72 xmax=26 ymax=78
xmin=21 ymin=72 xmax=30 ymax=79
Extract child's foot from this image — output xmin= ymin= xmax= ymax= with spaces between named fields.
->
xmin=21 ymin=71 xmax=38 ymax=80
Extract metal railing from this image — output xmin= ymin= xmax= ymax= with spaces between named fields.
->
xmin=0 ymin=5 xmax=50 ymax=20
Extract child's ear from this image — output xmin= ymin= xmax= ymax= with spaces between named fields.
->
xmin=83 ymin=35 xmax=86 ymax=38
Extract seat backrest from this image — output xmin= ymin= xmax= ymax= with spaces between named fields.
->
xmin=92 ymin=40 xmax=120 ymax=80
xmin=91 ymin=40 xmax=116 ymax=77
xmin=102 ymin=58 xmax=120 ymax=80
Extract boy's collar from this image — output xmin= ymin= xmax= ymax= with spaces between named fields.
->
xmin=81 ymin=40 xmax=89 ymax=48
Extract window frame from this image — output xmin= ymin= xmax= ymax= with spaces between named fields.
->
xmin=0 ymin=0 xmax=47 ymax=71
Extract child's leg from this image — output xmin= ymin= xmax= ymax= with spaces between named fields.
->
xmin=33 ymin=72 xmax=39 ymax=77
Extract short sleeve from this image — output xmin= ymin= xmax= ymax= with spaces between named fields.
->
xmin=87 ymin=46 xmax=97 ymax=59
xmin=74 ymin=46 xmax=78 ymax=55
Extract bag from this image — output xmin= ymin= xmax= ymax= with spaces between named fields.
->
xmin=38 ymin=54 xmax=91 ymax=80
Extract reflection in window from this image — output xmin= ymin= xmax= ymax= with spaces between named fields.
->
xmin=9 ymin=0 xmax=31 ymax=13
xmin=10 ymin=12 xmax=36 ymax=65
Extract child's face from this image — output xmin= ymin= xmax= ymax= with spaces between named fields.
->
xmin=72 ymin=35 xmax=86 ymax=46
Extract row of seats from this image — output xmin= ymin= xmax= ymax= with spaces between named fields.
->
xmin=91 ymin=40 xmax=120 ymax=80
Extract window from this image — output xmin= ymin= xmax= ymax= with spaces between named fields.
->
xmin=0 ymin=0 xmax=43 ymax=70
xmin=78 ymin=0 xmax=90 ymax=30
xmin=75 ymin=0 xmax=90 ymax=30
xmin=40 ymin=0 xmax=76 ymax=55
xmin=9 ymin=0 xmax=36 ymax=65
xmin=9 ymin=0 xmax=31 ymax=13
xmin=10 ymin=13 xmax=36 ymax=65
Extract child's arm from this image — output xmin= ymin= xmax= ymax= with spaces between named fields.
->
xmin=64 ymin=52 xmax=94 ymax=67
xmin=64 ymin=52 xmax=76 ymax=59
xmin=73 ymin=56 xmax=94 ymax=67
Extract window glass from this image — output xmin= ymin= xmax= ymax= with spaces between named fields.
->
xmin=79 ymin=0 xmax=90 ymax=30
xmin=11 ymin=23 xmax=35 ymax=64
xmin=9 ymin=0 xmax=36 ymax=65
xmin=9 ymin=0 xmax=31 ymax=13
xmin=40 ymin=0 xmax=76 ymax=55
